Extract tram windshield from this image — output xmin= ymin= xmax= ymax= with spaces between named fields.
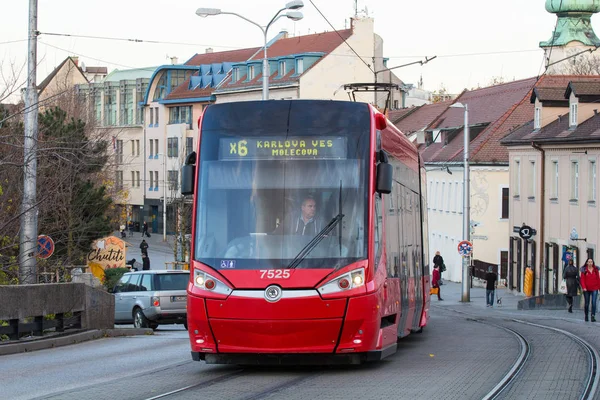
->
xmin=194 ymin=100 xmax=371 ymax=270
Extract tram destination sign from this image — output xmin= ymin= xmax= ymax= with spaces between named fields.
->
xmin=219 ymin=137 xmax=347 ymax=161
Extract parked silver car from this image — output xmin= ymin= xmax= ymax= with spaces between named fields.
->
xmin=112 ymin=270 xmax=190 ymax=330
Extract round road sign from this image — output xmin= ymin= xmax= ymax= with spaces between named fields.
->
xmin=457 ymin=240 xmax=473 ymax=257
xmin=37 ymin=235 xmax=55 ymax=259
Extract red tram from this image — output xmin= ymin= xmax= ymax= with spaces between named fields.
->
xmin=181 ymin=100 xmax=430 ymax=364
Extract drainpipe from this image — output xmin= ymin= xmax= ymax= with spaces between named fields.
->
xmin=531 ymin=142 xmax=545 ymax=296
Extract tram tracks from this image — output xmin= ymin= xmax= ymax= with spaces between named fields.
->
xmin=451 ymin=307 xmax=600 ymax=400
xmin=142 ymin=368 xmax=317 ymax=400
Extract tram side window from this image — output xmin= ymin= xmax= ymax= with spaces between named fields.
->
xmin=374 ymin=194 xmax=383 ymax=268
xmin=385 ymin=183 xmax=400 ymax=278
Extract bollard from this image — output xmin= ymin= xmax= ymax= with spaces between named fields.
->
xmin=523 ymin=267 xmax=534 ymax=297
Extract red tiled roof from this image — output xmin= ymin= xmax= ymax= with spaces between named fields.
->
xmin=566 ymin=80 xmax=600 ymax=97
xmin=185 ymin=47 xmax=261 ymax=66
xmin=501 ymin=112 xmax=600 ymax=145
xmin=392 ymin=101 xmax=452 ymax=135
xmin=220 ymin=29 xmax=353 ymax=91
xmin=388 ymin=107 xmax=416 ymax=123
xmin=420 ymin=78 xmax=538 ymax=163
xmin=474 ymin=75 xmax=600 ymax=163
xmin=248 ymin=29 xmax=352 ymax=60
xmin=531 ymin=87 xmax=567 ymax=102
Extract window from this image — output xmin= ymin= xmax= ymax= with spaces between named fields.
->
xmin=154 ymin=171 xmax=159 ymax=189
xmin=427 ymin=181 xmax=432 ymax=209
xmin=149 ymin=139 xmax=154 ymax=157
xmin=279 ymin=61 xmax=286 ymax=77
xmin=131 ymin=141 xmax=135 ymax=156
xmin=116 ymin=170 xmax=123 ymax=190
xmin=136 ymin=140 xmax=140 ymax=156
xmin=232 ymin=68 xmax=239 ymax=83
xmin=534 ymin=107 xmax=541 ymax=130
xmin=571 ymin=161 xmax=579 ymax=200
xmin=296 ymin=59 xmax=304 ymax=74
xmin=155 ymin=108 xmax=159 ymax=125
xmin=448 ymin=182 xmax=454 ymax=212
xmin=94 ymin=89 xmax=102 ymax=124
xmin=458 ymin=182 xmax=463 ymax=212
xmin=149 ymin=171 xmax=154 ymax=188
xmin=104 ymin=87 xmax=117 ymax=126
xmin=136 ymin=171 xmax=140 ymax=187
xmin=590 ymin=160 xmax=597 ymax=202
xmin=514 ymin=160 xmax=520 ymax=197
xmin=441 ymin=182 xmax=446 ymax=212
xmin=149 ymin=107 xmax=154 ymax=126
xmin=168 ymin=170 xmax=179 ymax=190
xmin=248 ymin=65 xmax=255 ymax=80
xmin=120 ymin=84 xmax=134 ymax=125
xmin=394 ymin=100 xmax=399 ymax=109
xmin=168 ymin=137 xmax=179 ymax=158
xmin=455 ymin=182 xmax=460 ymax=212
xmin=529 ymin=161 xmax=536 ymax=199
xmin=374 ymin=195 xmax=382 ymax=266
xmin=552 ymin=161 xmax=559 ymax=199
xmin=501 ymin=187 xmax=509 ymax=219
xmin=433 ymin=181 xmax=439 ymax=210
xmin=116 ymin=139 xmax=123 ymax=164
xmin=168 ymin=106 xmax=192 ymax=127
xmin=131 ymin=171 xmax=135 ymax=187
xmin=570 ymin=103 xmax=578 ymax=127
xmin=186 ymin=137 xmax=194 ymax=156
xmin=154 ymin=139 xmax=159 ymax=157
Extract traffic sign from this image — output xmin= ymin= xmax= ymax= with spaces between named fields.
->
xmin=457 ymin=240 xmax=473 ymax=257
xmin=37 ymin=235 xmax=55 ymax=259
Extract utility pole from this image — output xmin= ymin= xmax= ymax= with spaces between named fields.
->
xmin=19 ymin=0 xmax=39 ymax=284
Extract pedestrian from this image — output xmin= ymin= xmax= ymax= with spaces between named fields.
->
xmin=142 ymin=221 xmax=149 ymax=238
xmin=432 ymin=264 xmax=443 ymax=301
xmin=128 ymin=220 xmax=134 ymax=237
xmin=485 ymin=266 xmax=497 ymax=308
xmin=579 ymin=258 xmax=600 ymax=322
xmin=142 ymin=253 xmax=150 ymax=270
xmin=433 ymin=251 xmax=446 ymax=278
xmin=140 ymin=239 xmax=149 ymax=256
xmin=563 ymin=258 xmax=579 ymax=313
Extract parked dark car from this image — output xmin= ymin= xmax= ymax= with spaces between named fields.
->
xmin=112 ymin=270 xmax=189 ymax=330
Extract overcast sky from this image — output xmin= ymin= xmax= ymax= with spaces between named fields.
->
xmin=1 ymin=0 xmax=584 ymax=100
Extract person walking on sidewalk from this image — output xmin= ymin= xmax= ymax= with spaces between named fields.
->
xmin=563 ymin=258 xmax=580 ymax=313
xmin=579 ymin=258 xmax=600 ymax=322
xmin=433 ymin=251 xmax=446 ymax=278
xmin=142 ymin=221 xmax=149 ymax=238
xmin=432 ymin=264 xmax=443 ymax=301
xmin=485 ymin=266 xmax=497 ymax=307
xmin=140 ymin=239 xmax=149 ymax=256
xmin=142 ymin=253 xmax=150 ymax=271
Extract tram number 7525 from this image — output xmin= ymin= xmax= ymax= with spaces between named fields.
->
xmin=260 ymin=269 xmax=291 ymax=279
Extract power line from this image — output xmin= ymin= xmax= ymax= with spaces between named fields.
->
xmin=308 ymin=0 xmax=374 ymax=73
xmin=0 ymin=39 xmax=29 ymax=45
xmin=38 ymin=31 xmax=242 ymax=49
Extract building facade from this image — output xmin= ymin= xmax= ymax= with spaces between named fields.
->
xmin=502 ymin=78 xmax=600 ymax=295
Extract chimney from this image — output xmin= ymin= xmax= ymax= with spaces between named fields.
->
xmin=595 ymin=109 xmax=598 ymax=116
xmin=558 ymin=115 xmax=562 ymax=122
xmin=170 ymin=56 xmax=178 ymax=65
xmin=279 ymin=29 xmax=289 ymax=39
xmin=72 ymin=56 xmax=79 ymax=66
xmin=205 ymin=48 xmax=213 ymax=54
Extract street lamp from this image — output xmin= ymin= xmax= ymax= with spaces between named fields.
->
xmin=158 ymin=153 xmax=167 ymax=243
xmin=450 ymin=102 xmax=470 ymax=302
xmin=196 ymin=1 xmax=304 ymax=100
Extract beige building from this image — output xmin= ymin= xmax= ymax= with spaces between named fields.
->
xmin=214 ymin=17 xmax=405 ymax=109
xmin=502 ymin=78 xmax=600 ymax=295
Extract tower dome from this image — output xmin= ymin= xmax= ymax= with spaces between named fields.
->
xmin=546 ymin=0 xmax=600 ymax=14
xmin=541 ymin=0 xmax=600 ymax=48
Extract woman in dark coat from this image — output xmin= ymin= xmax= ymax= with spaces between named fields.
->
xmin=563 ymin=258 xmax=579 ymax=313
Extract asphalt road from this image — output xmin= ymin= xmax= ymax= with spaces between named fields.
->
xmin=3 ymin=282 xmax=600 ymax=400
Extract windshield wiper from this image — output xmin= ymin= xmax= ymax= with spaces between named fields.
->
xmin=287 ymin=213 xmax=344 ymax=269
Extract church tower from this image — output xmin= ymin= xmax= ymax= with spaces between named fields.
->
xmin=540 ymin=0 xmax=600 ymax=73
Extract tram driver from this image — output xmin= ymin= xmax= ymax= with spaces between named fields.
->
xmin=274 ymin=195 xmax=326 ymax=236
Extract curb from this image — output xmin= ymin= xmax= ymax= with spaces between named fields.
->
xmin=0 ymin=328 xmax=153 ymax=356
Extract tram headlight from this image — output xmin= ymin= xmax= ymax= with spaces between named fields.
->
xmin=193 ymin=270 xmax=232 ymax=295
xmin=319 ymin=268 xmax=366 ymax=295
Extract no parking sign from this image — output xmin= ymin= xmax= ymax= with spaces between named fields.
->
xmin=37 ymin=235 xmax=55 ymax=259
xmin=457 ymin=240 xmax=473 ymax=257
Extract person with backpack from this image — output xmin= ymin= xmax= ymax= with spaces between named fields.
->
xmin=579 ymin=258 xmax=600 ymax=322
xmin=433 ymin=251 xmax=446 ymax=278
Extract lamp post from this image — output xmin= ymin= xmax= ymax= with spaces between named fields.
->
xmin=196 ymin=1 xmax=304 ymax=100
xmin=450 ymin=102 xmax=470 ymax=302
xmin=159 ymin=153 xmax=167 ymax=242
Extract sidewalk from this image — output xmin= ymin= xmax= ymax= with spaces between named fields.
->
xmin=434 ymin=280 xmax=524 ymax=310
xmin=113 ymin=231 xmax=176 ymax=270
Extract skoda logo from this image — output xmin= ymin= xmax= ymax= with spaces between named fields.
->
xmin=264 ymin=285 xmax=283 ymax=303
